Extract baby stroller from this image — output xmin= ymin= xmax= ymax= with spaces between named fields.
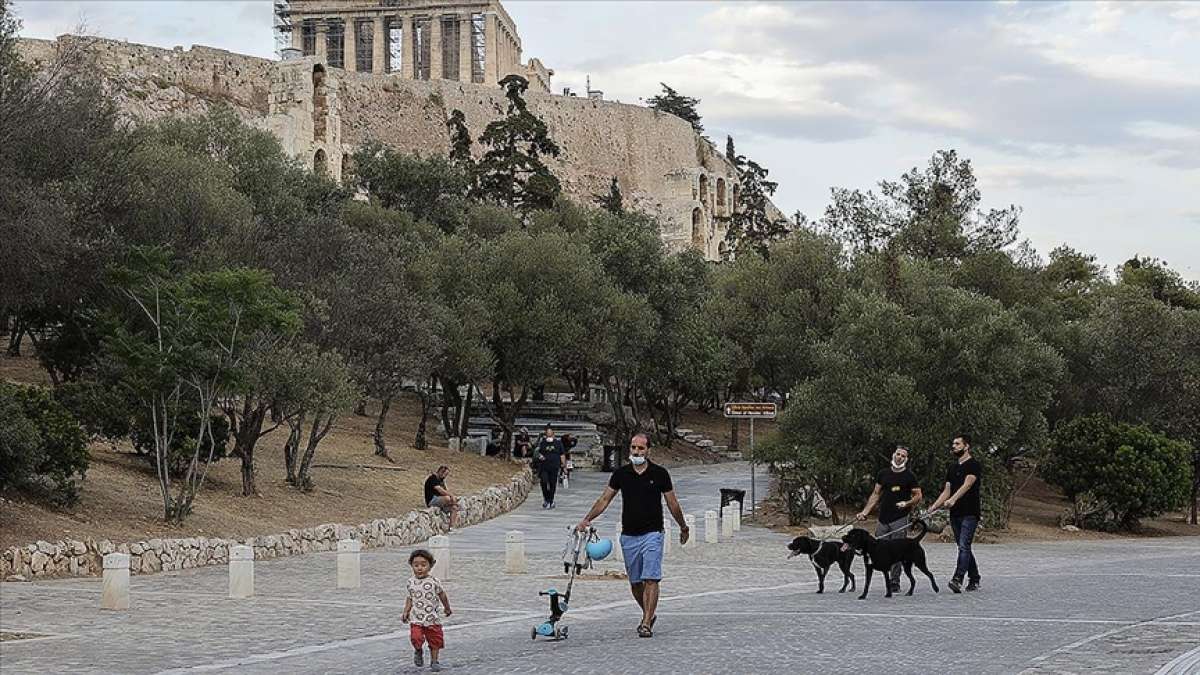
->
xmin=531 ymin=526 xmax=612 ymax=641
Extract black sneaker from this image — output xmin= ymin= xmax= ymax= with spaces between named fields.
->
xmin=948 ymin=577 xmax=963 ymax=593
xmin=966 ymin=580 xmax=981 ymax=592
xmin=414 ymin=649 xmax=424 ymax=667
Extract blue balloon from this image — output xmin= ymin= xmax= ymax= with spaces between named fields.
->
xmin=586 ymin=538 xmax=613 ymax=561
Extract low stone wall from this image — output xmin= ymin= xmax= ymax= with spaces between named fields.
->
xmin=1 ymin=468 xmax=533 ymax=581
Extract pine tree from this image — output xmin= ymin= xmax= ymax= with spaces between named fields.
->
xmin=725 ymin=157 xmax=789 ymax=260
xmin=447 ymin=109 xmax=474 ymax=167
xmin=647 ymin=83 xmax=703 ymax=134
xmin=475 ymin=74 xmax=562 ymax=213
xmin=725 ymin=135 xmax=738 ymax=167
xmin=594 ymin=176 xmax=624 ymax=214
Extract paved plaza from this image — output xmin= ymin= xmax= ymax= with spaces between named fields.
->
xmin=2 ymin=462 xmax=1198 ymax=674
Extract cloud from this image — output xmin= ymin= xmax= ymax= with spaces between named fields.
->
xmin=979 ymin=165 xmax=1121 ymax=193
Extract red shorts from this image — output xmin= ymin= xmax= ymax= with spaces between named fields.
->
xmin=410 ymin=623 xmax=445 ymax=650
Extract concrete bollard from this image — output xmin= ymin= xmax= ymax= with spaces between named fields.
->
xmin=504 ymin=530 xmax=526 ymax=574
xmin=704 ymin=510 xmax=719 ymax=544
xmin=101 ymin=553 xmax=130 ymax=610
xmin=731 ymin=501 xmax=742 ymax=531
xmin=663 ymin=519 xmax=673 ymax=558
xmin=613 ymin=522 xmax=624 ymax=562
xmin=722 ymin=505 xmax=735 ymax=539
xmin=429 ymin=535 xmax=450 ymax=581
xmin=229 ymin=545 xmax=254 ymax=599
xmin=682 ymin=514 xmax=697 ymax=550
xmin=337 ymin=539 xmax=361 ymax=589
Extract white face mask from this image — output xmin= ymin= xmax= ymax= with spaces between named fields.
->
xmin=630 ymin=455 xmax=647 ymax=466
xmin=892 ymin=457 xmax=908 ymax=471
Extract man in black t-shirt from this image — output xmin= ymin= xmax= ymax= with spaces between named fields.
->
xmin=856 ymin=445 xmax=922 ymax=592
xmin=576 ymin=433 xmax=689 ymax=639
xmin=928 ymin=434 xmax=983 ymax=593
xmin=424 ymin=465 xmax=458 ymax=529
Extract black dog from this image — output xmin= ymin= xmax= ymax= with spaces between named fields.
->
xmin=787 ymin=536 xmax=856 ymax=593
xmin=840 ymin=521 xmax=939 ymax=599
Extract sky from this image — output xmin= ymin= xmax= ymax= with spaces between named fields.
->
xmin=14 ymin=0 xmax=1200 ymax=278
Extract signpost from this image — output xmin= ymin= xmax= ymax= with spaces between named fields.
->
xmin=723 ymin=402 xmax=777 ymax=516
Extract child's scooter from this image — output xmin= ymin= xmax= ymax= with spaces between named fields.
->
xmin=531 ymin=526 xmax=612 ymax=641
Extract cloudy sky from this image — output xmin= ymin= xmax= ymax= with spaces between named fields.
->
xmin=15 ymin=0 xmax=1199 ymax=278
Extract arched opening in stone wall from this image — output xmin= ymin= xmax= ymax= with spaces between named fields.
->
xmin=692 ymin=207 xmax=704 ymax=249
xmin=699 ymin=174 xmax=709 ymax=205
xmin=312 ymin=65 xmax=328 ymax=142
xmin=314 ymin=148 xmax=328 ymax=175
xmin=716 ymin=178 xmax=726 ymax=209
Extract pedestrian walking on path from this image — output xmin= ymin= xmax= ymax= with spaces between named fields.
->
xmin=576 ymin=433 xmax=690 ymax=638
xmin=928 ymin=433 xmax=983 ymax=593
xmin=856 ymin=445 xmax=922 ymax=593
xmin=402 ymin=549 xmax=453 ymax=671
xmin=535 ymin=425 xmax=565 ymax=508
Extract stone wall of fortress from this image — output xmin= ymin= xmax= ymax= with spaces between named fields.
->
xmin=20 ymin=36 xmax=783 ymax=260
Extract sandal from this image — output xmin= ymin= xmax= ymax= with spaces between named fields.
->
xmin=637 ymin=624 xmax=653 ymax=638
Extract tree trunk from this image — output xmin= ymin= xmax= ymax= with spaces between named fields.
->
xmin=415 ymin=379 xmax=435 ymax=450
xmin=6 ymin=317 xmax=23 ymax=356
xmin=298 ymin=413 xmax=334 ymax=491
xmin=284 ymin=412 xmax=304 ymax=485
xmin=440 ymin=379 xmax=459 ymax=439
xmin=492 ymin=381 xmax=527 ymax=458
xmin=232 ymin=400 xmax=268 ymax=496
xmin=373 ymin=395 xmax=393 ymax=460
xmin=458 ymin=384 xmax=474 ymax=439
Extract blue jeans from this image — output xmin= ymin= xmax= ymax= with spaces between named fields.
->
xmin=950 ymin=515 xmax=980 ymax=582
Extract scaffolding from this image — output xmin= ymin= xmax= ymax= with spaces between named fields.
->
xmin=272 ymin=0 xmax=293 ymax=57
xmin=355 ymin=18 xmax=374 ymax=72
xmin=325 ymin=20 xmax=345 ymax=69
xmin=387 ymin=18 xmax=403 ymax=74
xmin=441 ymin=15 xmax=460 ymax=80
xmin=470 ymin=13 xmax=485 ymax=84
xmin=413 ymin=17 xmax=431 ymax=80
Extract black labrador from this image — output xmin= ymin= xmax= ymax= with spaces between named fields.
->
xmin=840 ymin=520 xmax=939 ymax=599
xmin=787 ymin=536 xmax=856 ymax=593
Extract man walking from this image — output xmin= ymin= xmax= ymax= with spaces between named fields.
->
xmin=535 ymin=425 xmax=564 ymax=509
xmin=577 ymin=433 xmax=689 ymax=638
xmin=928 ymin=434 xmax=983 ymax=593
xmin=856 ymin=445 xmax=922 ymax=593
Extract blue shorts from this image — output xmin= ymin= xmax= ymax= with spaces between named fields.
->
xmin=620 ymin=531 xmax=664 ymax=583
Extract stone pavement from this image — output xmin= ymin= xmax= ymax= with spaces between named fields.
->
xmin=2 ymin=462 xmax=1198 ymax=675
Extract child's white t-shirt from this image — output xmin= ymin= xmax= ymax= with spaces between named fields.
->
xmin=407 ymin=575 xmax=445 ymax=626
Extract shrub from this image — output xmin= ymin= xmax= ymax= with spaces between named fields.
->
xmin=0 ymin=383 xmax=90 ymax=504
xmin=1043 ymin=414 xmax=1192 ymax=529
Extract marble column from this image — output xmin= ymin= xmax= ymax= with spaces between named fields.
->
xmin=458 ymin=14 xmax=473 ymax=83
xmin=429 ymin=15 xmax=443 ymax=81
xmin=484 ymin=12 xmax=499 ymax=84
xmin=315 ymin=22 xmax=328 ymax=61
xmin=344 ymin=16 xmax=357 ymax=72
xmin=402 ymin=15 xmax=416 ymax=79
xmin=373 ymin=15 xmax=387 ymax=73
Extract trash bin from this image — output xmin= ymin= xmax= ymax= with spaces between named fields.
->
xmin=720 ymin=488 xmax=747 ymax=514
xmin=602 ymin=445 xmax=622 ymax=472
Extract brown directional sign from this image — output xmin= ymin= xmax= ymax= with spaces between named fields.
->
xmin=723 ymin=402 xmax=778 ymax=419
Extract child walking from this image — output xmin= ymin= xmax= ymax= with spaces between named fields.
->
xmin=402 ymin=549 xmax=452 ymax=671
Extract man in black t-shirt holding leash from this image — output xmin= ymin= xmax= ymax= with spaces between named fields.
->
xmin=928 ymin=434 xmax=983 ymax=593
xmin=576 ymin=433 xmax=689 ymax=639
xmin=856 ymin=445 xmax=923 ymax=593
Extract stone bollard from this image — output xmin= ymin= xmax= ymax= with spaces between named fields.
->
xmin=229 ymin=545 xmax=254 ymax=599
xmin=504 ymin=531 xmax=526 ymax=574
xmin=721 ymin=505 xmax=734 ymax=539
xmin=337 ymin=539 xmax=361 ymax=589
xmin=682 ymin=514 xmax=697 ymax=550
xmin=429 ymin=535 xmax=450 ymax=581
xmin=613 ymin=522 xmax=624 ymax=562
xmin=731 ymin=501 xmax=742 ymax=531
xmin=704 ymin=510 xmax=719 ymax=544
xmin=663 ymin=519 xmax=673 ymax=558
xmin=101 ymin=553 xmax=130 ymax=610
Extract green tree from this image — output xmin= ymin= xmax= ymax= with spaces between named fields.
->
xmin=350 ymin=142 xmax=470 ymax=233
xmin=647 ymin=83 xmax=703 ymax=134
xmin=103 ymin=248 xmax=301 ymax=521
xmin=447 ymin=109 xmax=474 ymax=168
xmin=725 ymin=157 xmax=789 ymax=259
xmin=271 ymin=342 xmax=358 ymax=491
xmin=725 ymin=135 xmax=737 ymax=166
xmin=594 ymin=176 xmax=624 ymax=215
xmin=0 ymin=383 xmax=89 ymax=505
xmin=1043 ymin=415 xmax=1192 ymax=529
xmin=474 ymin=74 xmax=562 ymax=214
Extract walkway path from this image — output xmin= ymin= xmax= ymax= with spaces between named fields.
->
xmin=1 ymin=462 xmax=1198 ymax=675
